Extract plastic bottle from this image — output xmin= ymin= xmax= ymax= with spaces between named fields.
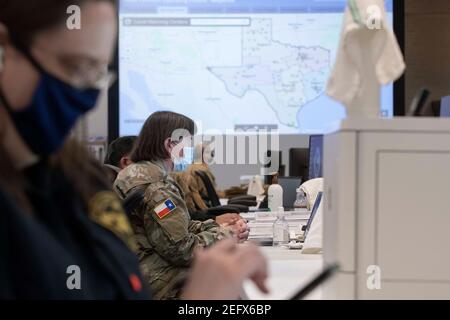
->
xmin=273 ymin=207 xmax=290 ymax=247
xmin=293 ymin=187 xmax=308 ymax=209
xmin=268 ymin=174 xmax=283 ymax=212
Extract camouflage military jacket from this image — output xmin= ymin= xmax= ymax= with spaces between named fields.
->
xmin=186 ymin=163 xmax=225 ymax=200
xmin=170 ymin=171 xmax=208 ymax=213
xmin=113 ymin=160 xmax=232 ymax=299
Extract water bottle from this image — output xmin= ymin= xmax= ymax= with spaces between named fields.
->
xmin=294 ymin=188 xmax=307 ymax=209
xmin=268 ymin=174 xmax=283 ymax=211
xmin=273 ymin=207 xmax=290 ymax=247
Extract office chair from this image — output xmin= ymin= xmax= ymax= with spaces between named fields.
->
xmin=194 ymin=170 xmax=257 ymax=212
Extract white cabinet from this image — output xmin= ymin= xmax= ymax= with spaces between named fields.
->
xmin=323 ymin=117 xmax=450 ymax=299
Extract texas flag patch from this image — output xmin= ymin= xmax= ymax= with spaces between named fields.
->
xmin=154 ymin=199 xmax=177 ymax=219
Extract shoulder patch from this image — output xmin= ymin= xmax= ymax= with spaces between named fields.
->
xmin=154 ymin=199 xmax=177 ymax=219
xmin=88 ymin=191 xmax=138 ymax=252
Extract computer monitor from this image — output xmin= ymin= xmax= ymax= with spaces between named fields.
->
xmin=440 ymin=95 xmax=450 ymax=117
xmin=304 ymin=192 xmax=323 ymax=239
xmin=289 ymin=148 xmax=309 ymax=179
xmin=277 ymin=176 xmax=302 ymax=209
xmin=308 ymin=135 xmax=324 ymax=180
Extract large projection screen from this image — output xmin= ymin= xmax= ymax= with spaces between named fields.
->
xmin=115 ymin=0 xmax=400 ymax=137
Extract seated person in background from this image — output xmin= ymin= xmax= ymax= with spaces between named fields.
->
xmin=186 ymin=143 xmax=226 ymax=201
xmin=185 ymin=143 xmax=257 ymax=210
xmin=171 ymin=171 xmax=241 ymax=226
xmin=113 ymin=111 xmax=249 ymax=299
xmin=103 ymin=136 xmax=137 ymax=185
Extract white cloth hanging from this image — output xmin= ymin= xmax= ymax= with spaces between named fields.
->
xmin=326 ymin=0 xmax=405 ymax=116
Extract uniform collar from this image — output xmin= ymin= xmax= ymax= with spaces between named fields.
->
xmin=152 ymin=159 xmax=174 ymax=176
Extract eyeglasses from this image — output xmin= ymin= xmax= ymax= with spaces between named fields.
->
xmin=10 ymin=36 xmax=117 ymax=91
xmin=70 ymin=68 xmax=117 ymax=90
xmin=58 ymin=57 xmax=117 ymax=90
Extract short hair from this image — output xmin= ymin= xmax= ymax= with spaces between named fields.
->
xmin=131 ymin=111 xmax=195 ymax=163
xmin=104 ymin=136 xmax=138 ymax=167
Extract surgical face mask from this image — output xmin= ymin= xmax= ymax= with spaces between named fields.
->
xmin=173 ymin=146 xmax=193 ymax=172
xmin=0 ymin=40 xmax=100 ymax=156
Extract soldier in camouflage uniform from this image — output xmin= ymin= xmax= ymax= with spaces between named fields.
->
xmin=112 ymin=111 xmax=249 ymax=300
xmin=114 ymin=160 xmax=234 ymax=299
xmin=186 ymin=143 xmax=226 ymax=201
xmin=186 ymin=162 xmax=225 ymax=200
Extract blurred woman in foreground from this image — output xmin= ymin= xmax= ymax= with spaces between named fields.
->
xmin=0 ymin=0 xmax=267 ymax=299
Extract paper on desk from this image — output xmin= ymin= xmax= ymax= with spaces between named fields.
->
xmin=243 ymin=260 xmax=324 ymax=300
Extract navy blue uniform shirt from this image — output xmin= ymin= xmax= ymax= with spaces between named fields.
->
xmin=0 ymin=161 xmax=150 ymax=299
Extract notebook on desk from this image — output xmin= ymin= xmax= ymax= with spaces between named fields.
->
xmin=248 ymin=236 xmax=274 ymax=247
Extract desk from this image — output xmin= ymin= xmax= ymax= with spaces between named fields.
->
xmin=243 ymin=246 xmax=323 ymax=300
xmin=244 ymin=211 xmax=311 ymax=239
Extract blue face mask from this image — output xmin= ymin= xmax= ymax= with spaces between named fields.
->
xmin=0 ymin=41 xmax=100 ymax=156
xmin=173 ymin=147 xmax=193 ymax=172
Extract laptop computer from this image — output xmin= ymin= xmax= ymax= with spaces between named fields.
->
xmin=440 ymin=95 xmax=450 ymax=117
xmin=302 ymin=192 xmax=323 ymax=240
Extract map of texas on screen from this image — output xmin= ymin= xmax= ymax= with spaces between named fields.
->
xmin=119 ymin=0 xmax=394 ymax=135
